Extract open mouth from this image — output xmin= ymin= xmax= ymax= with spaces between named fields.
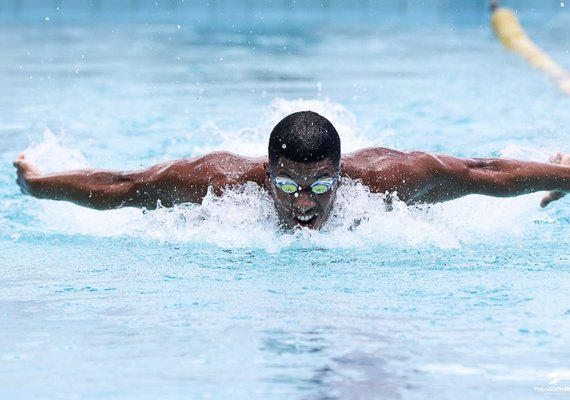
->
xmin=294 ymin=214 xmax=317 ymax=227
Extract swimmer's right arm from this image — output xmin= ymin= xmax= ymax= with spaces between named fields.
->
xmin=13 ymin=152 xmax=238 ymax=210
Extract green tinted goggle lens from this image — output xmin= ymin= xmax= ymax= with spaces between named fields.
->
xmin=273 ymin=177 xmax=335 ymax=195
xmin=280 ymin=183 xmax=298 ymax=194
xmin=311 ymin=184 xmax=329 ymax=195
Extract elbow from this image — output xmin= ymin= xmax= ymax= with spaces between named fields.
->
xmin=464 ymin=164 xmax=517 ymax=197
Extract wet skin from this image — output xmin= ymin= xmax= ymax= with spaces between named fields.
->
xmin=13 ymin=148 xmax=570 ymax=230
xmin=266 ymin=157 xmax=338 ymax=229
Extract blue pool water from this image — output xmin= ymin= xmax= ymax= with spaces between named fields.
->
xmin=1 ymin=1 xmax=570 ymax=399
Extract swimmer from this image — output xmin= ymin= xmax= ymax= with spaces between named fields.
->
xmin=13 ymin=111 xmax=570 ymax=229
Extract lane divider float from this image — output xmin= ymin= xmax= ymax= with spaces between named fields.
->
xmin=490 ymin=0 xmax=570 ymax=95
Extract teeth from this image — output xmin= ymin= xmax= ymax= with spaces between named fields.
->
xmin=297 ymin=215 xmax=314 ymax=222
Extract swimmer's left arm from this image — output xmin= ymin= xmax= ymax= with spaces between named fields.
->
xmin=399 ymin=152 xmax=570 ymax=206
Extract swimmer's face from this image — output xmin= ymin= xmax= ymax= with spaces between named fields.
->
xmin=267 ymin=157 xmax=339 ymax=230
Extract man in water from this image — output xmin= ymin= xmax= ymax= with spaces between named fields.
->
xmin=13 ymin=111 xmax=570 ymax=229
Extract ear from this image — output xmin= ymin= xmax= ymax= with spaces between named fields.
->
xmin=263 ymin=160 xmax=270 ymax=177
xmin=263 ymin=160 xmax=274 ymax=193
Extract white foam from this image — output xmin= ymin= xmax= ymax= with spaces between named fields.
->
xmin=24 ymin=129 xmax=88 ymax=172
xmin=20 ymin=101 xmax=551 ymax=251
xmin=22 ymin=129 xmax=148 ymax=236
xmin=134 ymin=184 xmax=285 ymax=252
xmin=192 ymin=97 xmax=384 ymax=156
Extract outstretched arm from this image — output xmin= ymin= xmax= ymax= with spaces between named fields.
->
xmin=400 ymin=152 xmax=570 ymax=206
xmin=13 ymin=151 xmax=258 ymax=210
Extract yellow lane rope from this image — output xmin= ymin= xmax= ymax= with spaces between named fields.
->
xmin=491 ymin=1 xmax=570 ymax=95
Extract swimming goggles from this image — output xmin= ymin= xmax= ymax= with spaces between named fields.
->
xmin=270 ymin=170 xmax=339 ymax=195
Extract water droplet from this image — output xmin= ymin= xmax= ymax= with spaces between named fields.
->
xmin=561 ymin=1 xmax=565 ymax=7
xmin=44 ymin=16 xmax=50 ymax=21
xmin=282 ymin=144 xmax=287 ymax=149
xmin=294 ymin=192 xmax=299 ymax=198
xmin=177 ymin=24 xmax=181 ymax=29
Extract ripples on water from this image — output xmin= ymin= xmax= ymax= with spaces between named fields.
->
xmin=1 ymin=5 xmax=570 ymax=399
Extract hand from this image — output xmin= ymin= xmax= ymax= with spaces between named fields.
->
xmin=540 ymin=152 xmax=570 ymax=208
xmin=13 ymin=154 xmax=42 ymax=196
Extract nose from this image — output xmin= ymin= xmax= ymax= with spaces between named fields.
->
xmin=292 ymin=191 xmax=317 ymax=212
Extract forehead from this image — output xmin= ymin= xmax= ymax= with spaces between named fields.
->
xmin=271 ymin=157 xmax=337 ymax=177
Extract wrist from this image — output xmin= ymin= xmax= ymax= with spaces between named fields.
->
xmin=25 ymin=176 xmax=44 ymax=198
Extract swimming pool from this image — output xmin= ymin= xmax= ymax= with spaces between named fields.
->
xmin=1 ymin=1 xmax=570 ymax=399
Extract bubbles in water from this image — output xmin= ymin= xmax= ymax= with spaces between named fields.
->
xmin=282 ymin=144 xmax=287 ymax=149
xmin=21 ymin=116 xmax=547 ymax=252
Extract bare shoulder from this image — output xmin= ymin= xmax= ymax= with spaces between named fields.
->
xmin=340 ymin=147 xmax=438 ymax=198
xmin=162 ymin=151 xmax=267 ymax=187
xmin=340 ymin=147 xmax=420 ymax=176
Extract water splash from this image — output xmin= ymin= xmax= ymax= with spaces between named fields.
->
xmin=24 ymin=129 xmax=88 ymax=172
xmin=192 ymin=98 xmax=382 ymax=156
xmin=18 ymin=104 xmax=550 ymax=251
xmin=23 ymin=173 xmax=544 ymax=252
xmin=135 ymin=183 xmax=284 ymax=252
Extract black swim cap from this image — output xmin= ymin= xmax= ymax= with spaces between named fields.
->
xmin=268 ymin=111 xmax=341 ymax=167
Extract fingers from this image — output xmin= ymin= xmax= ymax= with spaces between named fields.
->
xmin=13 ymin=154 xmax=42 ymax=177
xmin=13 ymin=153 xmax=40 ymax=196
xmin=540 ymin=190 xmax=566 ymax=208
xmin=13 ymin=153 xmax=26 ymax=167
